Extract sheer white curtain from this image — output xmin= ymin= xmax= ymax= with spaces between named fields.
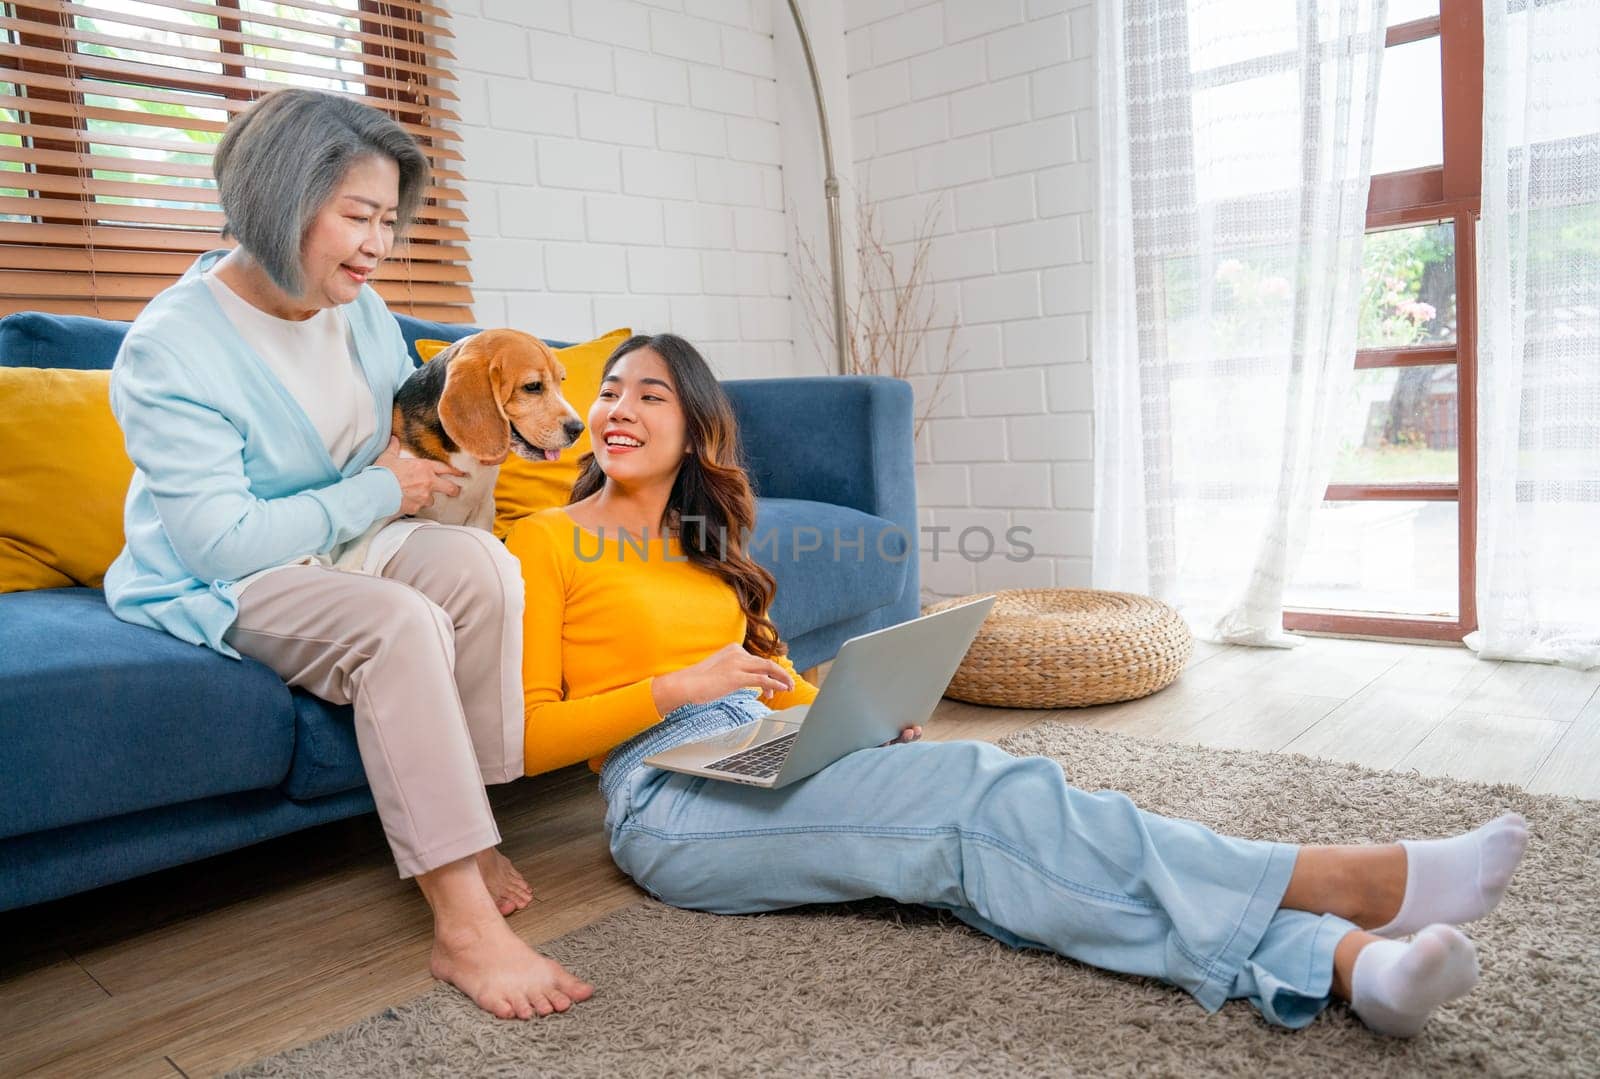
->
xmin=1469 ymin=0 xmax=1600 ymax=669
xmin=1092 ymin=0 xmax=1386 ymax=644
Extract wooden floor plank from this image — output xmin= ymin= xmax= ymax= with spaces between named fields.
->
xmin=1173 ymin=691 xmax=1345 ymax=753
xmin=1527 ymin=694 xmax=1600 ymax=799
xmin=1283 ymin=647 xmax=1502 ymax=769
xmin=0 ymin=950 xmax=110 ymax=1039
xmin=165 ymin=886 xmax=644 ymax=1079
xmin=1063 ymin=676 xmax=1237 ymax=742
xmin=1397 ymin=711 xmax=1571 ymax=787
xmin=115 ymin=1057 xmax=185 ymax=1079
xmin=1451 ymin=658 xmax=1600 ymax=723
xmin=924 ymin=699 xmax=1063 ymax=744
xmin=1247 ymin=637 xmax=1405 ymax=700
xmin=1160 ymin=643 xmax=1280 ymax=693
xmin=1187 ymin=638 xmax=1231 ymax=662
xmin=1281 ymin=687 xmax=1454 ymax=770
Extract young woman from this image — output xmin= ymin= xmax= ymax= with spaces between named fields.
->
xmin=504 ymin=333 xmax=1528 ymax=1034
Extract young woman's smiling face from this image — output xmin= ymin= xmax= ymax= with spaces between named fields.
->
xmin=589 ymin=347 xmax=689 ymax=483
xmin=299 ymin=154 xmax=399 ymax=309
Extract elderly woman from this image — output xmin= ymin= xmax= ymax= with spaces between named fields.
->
xmin=103 ymin=89 xmax=591 ymax=1020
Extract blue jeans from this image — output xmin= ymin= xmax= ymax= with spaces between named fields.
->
xmin=601 ymin=690 xmax=1353 ymax=1028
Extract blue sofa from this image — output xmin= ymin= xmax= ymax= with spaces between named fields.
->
xmin=0 ymin=311 xmax=919 ymax=912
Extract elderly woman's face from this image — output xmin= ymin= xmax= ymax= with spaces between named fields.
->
xmin=300 ymin=153 xmax=400 ymax=308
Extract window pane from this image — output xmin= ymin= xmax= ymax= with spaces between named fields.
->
xmin=1499 ymin=2 xmax=1600 ymax=145
xmin=1386 ymin=0 xmax=1438 ymax=27
xmin=1192 ymin=71 xmax=1302 ymax=202
xmin=1370 ymin=37 xmax=1442 ymax=175
xmin=1186 ymin=1 xmax=1296 ymax=74
xmin=240 ymin=0 xmax=368 ymax=96
xmin=1358 ymin=221 xmax=1456 ymax=348
xmin=78 ymin=85 xmax=223 ymax=216
xmin=1288 ymin=501 xmax=1458 ymax=617
xmin=1329 ymin=366 xmax=1458 ymax=484
xmin=1 ymin=69 xmax=24 ymax=214
xmin=82 ymin=85 xmax=226 ymax=165
xmin=66 ymin=1 xmax=227 ymax=218
xmin=1165 ymin=244 xmax=1298 ymax=359
xmin=1526 ymin=202 xmax=1600 ymax=355
xmin=74 ymin=1 xmax=224 ymax=77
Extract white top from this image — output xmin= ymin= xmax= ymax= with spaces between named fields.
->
xmin=203 ymin=270 xmax=416 ymax=589
xmin=203 ymin=271 xmax=376 ymax=469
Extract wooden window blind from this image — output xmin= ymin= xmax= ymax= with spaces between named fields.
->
xmin=1 ymin=0 xmax=473 ymax=322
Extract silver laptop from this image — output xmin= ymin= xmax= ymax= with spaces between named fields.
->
xmin=642 ymin=595 xmax=997 ymax=789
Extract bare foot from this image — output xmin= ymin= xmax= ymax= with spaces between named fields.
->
xmin=431 ymin=915 xmax=595 ymax=1020
xmin=475 ymin=847 xmax=534 ymax=916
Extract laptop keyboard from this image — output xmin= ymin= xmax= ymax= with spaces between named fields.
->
xmin=706 ymin=732 xmax=799 ymax=779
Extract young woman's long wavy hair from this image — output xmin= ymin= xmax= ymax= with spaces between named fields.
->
xmin=568 ymin=334 xmax=785 ymax=659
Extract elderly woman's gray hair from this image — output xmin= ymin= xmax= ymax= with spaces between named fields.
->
xmin=214 ymin=89 xmax=429 ymax=297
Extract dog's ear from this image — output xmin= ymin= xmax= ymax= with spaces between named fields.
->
xmin=438 ymin=337 xmax=511 ymax=463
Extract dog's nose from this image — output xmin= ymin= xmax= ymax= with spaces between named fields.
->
xmin=563 ymin=418 xmax=585 ymax=441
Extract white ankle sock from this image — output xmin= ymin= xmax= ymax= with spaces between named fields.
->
xmin=1374 ymin=813 xmax=1529 ymax=938
xmin=1350 ymin=925 xmax=1480 ymax=1037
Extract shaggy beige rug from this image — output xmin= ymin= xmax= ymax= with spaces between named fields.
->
xmin=233 ymin=724 xmax=1600 ymax=1078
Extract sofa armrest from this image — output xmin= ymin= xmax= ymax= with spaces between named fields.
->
xmin=723 ymin=375 xmax=919 ymax=616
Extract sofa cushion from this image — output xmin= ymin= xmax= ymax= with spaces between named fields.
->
xmin=0 ymin=368 xmax=134 ymax=592
xmin=281 ymin=692 xmax=366 ymax=801
xmin=753 ymin=499 xmax=913 ymax=643
xmin=0 ymin=312 xmax=130 ymax=371
xmin=0 ymin=588 xmax=296 ymax=840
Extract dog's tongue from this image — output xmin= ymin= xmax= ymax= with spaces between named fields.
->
xmin=543 ymin=448 xmax=561 ymax=462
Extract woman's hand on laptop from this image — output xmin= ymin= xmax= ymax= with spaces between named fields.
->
xmin=880 ymin=725 xmax=923 ymax=747
xmin=652 ymin=644 xmax=796 ymax=714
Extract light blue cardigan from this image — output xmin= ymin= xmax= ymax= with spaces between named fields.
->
xmin=104 ymin=251 xmax=407 ymax=658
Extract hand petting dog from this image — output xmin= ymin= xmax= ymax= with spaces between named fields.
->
xmin=375 ymin=435 xmax=465 ymax=515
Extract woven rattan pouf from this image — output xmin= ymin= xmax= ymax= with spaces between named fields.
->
xmin=923 ymin=589 xmax=1193 ymax=708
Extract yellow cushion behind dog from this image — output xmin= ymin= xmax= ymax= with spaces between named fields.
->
xmin=416 ymin=328 xmax=631 ymax=537
xmin=0 ymin=367 xmax=134 ymax=591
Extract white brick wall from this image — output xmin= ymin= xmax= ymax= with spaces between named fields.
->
xmin=448 ymin=0 xmax=1099 ymax=594
xmin=447 ymin=0 xmax=799 ymax=378
xmin=846 ymin=0 xmax=1097 ymax=598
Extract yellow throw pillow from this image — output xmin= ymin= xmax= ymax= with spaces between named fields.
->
xmin=414 ymin=338 xmax=452 ymax=364
xmin=492 ymin=328 xmax=631 ymax=537
xmin=0 ymin=367 xmax=134 ymax=592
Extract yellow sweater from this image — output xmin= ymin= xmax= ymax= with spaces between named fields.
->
xmin=506 ymin=507 xmax=819 ymax=775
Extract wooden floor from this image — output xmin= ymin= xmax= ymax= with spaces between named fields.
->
xmin=3 ymin=636 xmax=1597 ymax=1077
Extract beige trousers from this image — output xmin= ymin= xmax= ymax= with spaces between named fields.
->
xmin=224 ymin=524 xmax=526 ymax=878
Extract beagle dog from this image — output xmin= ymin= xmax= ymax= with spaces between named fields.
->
xmin=334 ymin=328 xmax=583 ymax=569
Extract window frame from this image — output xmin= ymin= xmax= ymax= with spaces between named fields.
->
xmin=1282 ymin=6 xmax=1484 ymax=640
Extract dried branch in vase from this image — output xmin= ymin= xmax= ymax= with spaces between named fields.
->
xmin=794 ymin=195 xmax=961 ymax=437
